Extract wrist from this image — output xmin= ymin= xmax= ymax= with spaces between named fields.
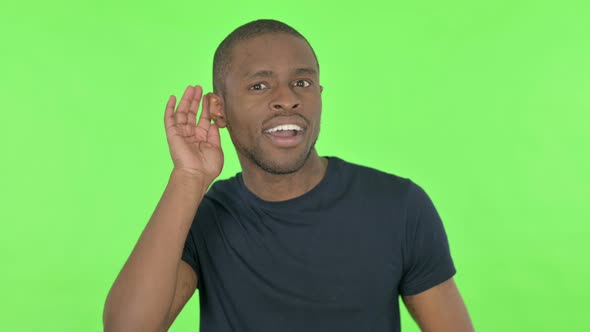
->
xmin=169 ymin=168 xmax=212 ymax=193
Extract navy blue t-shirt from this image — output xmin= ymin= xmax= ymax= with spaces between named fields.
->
xmin=182 ymin=156 xmax=456 ymax=332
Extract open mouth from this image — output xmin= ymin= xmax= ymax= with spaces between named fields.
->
xmin=263 ymin=124 xmax=306 ymax=147
xmin=264 ymin=124 xmax=304 ymax=135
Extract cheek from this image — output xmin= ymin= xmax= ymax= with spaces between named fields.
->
xmin=226 ymin=111 xmax=261 ymax=142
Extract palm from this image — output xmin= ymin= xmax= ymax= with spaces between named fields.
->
xmin=164 ymin=85 xmax=223 ymax=182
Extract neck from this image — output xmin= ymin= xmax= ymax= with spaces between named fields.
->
xmin=239 ymin=150 xmax=329 ymax=202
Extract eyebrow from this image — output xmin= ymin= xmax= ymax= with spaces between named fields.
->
xmin=243 ymin=67 xmax=318 ymax=81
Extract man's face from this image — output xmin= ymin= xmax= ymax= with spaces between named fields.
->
xmin=219 ymin=33 xmax=323 ymax=175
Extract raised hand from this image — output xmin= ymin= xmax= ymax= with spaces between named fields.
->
xmin=164 ymin=85 xmax=223 ymax=184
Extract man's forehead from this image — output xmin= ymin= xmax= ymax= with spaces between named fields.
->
xmin=234 ymin=32 xmax=307 ymax=51
xmin=232 ymin=35 xmax=315 ymax=62
xmin=241 ymin=67 xmax=318 ymax=81
xmin=225 ymin=33 xmax=318 ymax=83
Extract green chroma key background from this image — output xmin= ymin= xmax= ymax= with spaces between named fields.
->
xmin=1 ymin=0 xmax=588 ymax=331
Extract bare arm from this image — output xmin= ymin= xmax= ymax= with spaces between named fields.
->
xmin=103 ymin=85 xmax=223 ymax=332
xmin=161 ymin=260 xmax=199 ymax=331
xmin=103 ymin=170 xmax=206 ymax=331
xmin=402 ymin=277 xmax=474 ymax=332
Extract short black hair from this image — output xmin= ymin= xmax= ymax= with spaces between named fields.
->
xmin=212 ymin=19 xmax=319 ymax=97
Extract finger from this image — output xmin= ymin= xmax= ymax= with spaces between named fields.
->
xmin=177 ymin=85 xmax=195 ymax=114
xmin=207 ymin=123 xmax=221 ymax=148
xmin=187 ymin=85 xmax=203 ymax=125
xmin=175 ymin=85 xmax=194 ymax=125
xmin=175 ymin=108 xmax=187 ymax=125
xmin=196 ymin=92 xmax=212 ymax=133
xmin=164 ymin=95 xmax=176 ymax=129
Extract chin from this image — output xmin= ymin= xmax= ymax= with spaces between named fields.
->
xmin=261 ymin=151 xmax=312 ymax=175
xmin=247 ymin=145 xmax=314 ymax=175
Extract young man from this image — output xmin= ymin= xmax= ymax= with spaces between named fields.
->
xmin=104 ymin=19 xmax=474 ymax=332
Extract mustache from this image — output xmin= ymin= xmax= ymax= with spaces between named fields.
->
xmin=263 ymin=111 xmax=310 ymax=126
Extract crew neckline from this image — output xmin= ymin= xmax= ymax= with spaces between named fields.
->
xmin=237 ymin=156 xmax=339 ymax=209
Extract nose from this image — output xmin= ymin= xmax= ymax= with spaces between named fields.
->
xmin=270 ymin=84 xmax=301 ymax=111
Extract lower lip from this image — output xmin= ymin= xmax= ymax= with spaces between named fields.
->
xmin=264 ymin=130 xmax=305 ymax=148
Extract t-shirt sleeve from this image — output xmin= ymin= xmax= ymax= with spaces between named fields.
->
xmin=398 ymin=181 xmax=456 ymax=296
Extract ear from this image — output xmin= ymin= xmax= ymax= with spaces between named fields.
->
xmin=320 ymin=85 xmax=324 ymax=93
xmin=207 ymin=93 xmax=227 ymax=128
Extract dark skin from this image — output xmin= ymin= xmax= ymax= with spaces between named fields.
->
xmin=156 ymin=33 xmax=474 ymax=331
xmin=206 ymin=33 xmax=327 ymax=202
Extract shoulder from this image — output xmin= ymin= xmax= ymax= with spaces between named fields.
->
xmin=183 ymin=175 xmax=240 ymax=219
xmin=190 ymin=175 xmax=242 ymax=228
xmin=204 ymin=173 xmax=242 ymax=201
xmin=331 ymin=156 xmax=414 ymax=196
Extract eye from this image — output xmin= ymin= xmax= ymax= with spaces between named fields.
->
xmin=294 ymin=80 xmax=312 ymax=88
xmin=249 ymin=82 xmax=268 ymax=90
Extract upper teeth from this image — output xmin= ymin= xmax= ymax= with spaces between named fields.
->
xmin=265 ymin=124 xmax=303 ymax=133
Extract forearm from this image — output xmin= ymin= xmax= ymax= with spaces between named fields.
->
xmin=403 ymin=278 xmax=474 ymax=332
xmin=103 ymin=169 xmax=209 ymax=332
